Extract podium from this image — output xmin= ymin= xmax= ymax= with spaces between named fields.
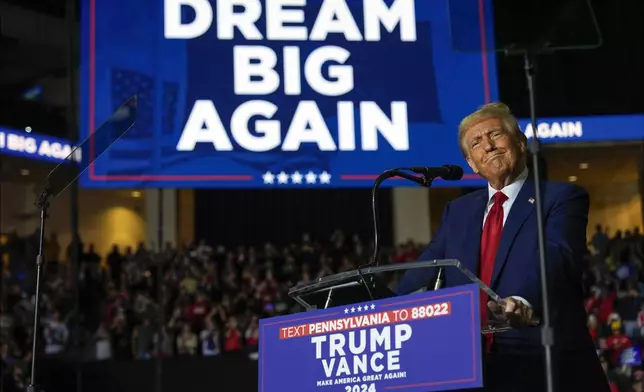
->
xmin=259 ymin=259 xmax=516 ymax=392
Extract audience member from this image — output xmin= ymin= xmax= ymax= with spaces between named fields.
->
xmin=6 ymin=225 xmax=644 ymax=391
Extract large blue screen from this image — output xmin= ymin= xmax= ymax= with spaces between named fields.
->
xmin=79 ymin=0 xmax=498 ymax=188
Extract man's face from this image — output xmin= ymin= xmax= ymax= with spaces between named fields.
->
xmin=463 ymin=117 xmax=525 ymax=187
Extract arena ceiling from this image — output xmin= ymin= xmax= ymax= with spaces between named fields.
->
xmin=0 ymin=0 xmax=71 ymax=138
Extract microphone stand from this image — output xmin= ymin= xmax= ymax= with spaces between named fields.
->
xmin=27 ymin=183 xmax=53 ymax=392
xmin=505 ymin=48 xmax=554 ymax=392
xmin=353 ymin=169 xmax=431 ymax=301
xmin=371 ymin=169 xmax=430 ymax=267
xmin=322 ymin=168 xmax=433 ymax=309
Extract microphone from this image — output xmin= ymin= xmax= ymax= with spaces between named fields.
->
xmin=409 ymin=165 xmax=464 ymax=181
xmin=358 ymin=164 xmax=464 ymax=300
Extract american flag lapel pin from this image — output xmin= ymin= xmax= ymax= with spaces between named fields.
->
xmin=528 ymin=198 xmax=535 ymax=204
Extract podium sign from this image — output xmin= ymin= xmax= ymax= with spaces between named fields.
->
xmin=259 ymin=284 xmax=483 ymax=392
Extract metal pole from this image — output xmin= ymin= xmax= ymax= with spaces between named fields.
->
xmin=26 ymin=203 xmax=48 ymax=392
xmin=524 ymin=51 xmax=554 ymax=392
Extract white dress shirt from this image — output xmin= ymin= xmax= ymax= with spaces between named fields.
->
xmin=483 ymin=167 xmax=529 ymax=227
xmin=482 ymin=167 xmax=533 ymax=309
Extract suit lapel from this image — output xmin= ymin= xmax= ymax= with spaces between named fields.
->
xmin=463 ymin=191 xmax=488 ymax=277
xmin=490 ymin=176 xmax=536 ymax=288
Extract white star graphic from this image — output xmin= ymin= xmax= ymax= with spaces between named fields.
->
xmin=262 ymin=171 xmax=275 ymax=184
xmin=370 ymin=304 xmax=376 ymax=310
xmin=357 ymin=305 xmax=363 ymax=312
xmin=305 ymin=171 xmax=317 ymax=184
xmin=319 ymin=171 xmax=332 ymax=184
xmin=350 ymin=307 xmax=356 ymax=313
xmin=344 ymin=308 xmax=349 ymax=314
xmin=291 ymin=171 xmax=303 ymax=184
xmin=277 ymin=171 xmax=289 ymax=184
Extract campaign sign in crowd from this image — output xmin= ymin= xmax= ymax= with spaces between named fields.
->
xmin=259 ymin=284 xmax=483 ymax=392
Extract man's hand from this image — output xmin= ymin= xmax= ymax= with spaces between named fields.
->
xmin=488 ymin=297 xmax=535 ymax=328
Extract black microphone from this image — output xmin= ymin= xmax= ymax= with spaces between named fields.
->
xmin=410 ymin=165 xmax=463 ymax=181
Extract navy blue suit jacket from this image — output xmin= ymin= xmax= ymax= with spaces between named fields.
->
xmin=396 ymin=175 xmax=609 ymax=390
xmin=397 ymin=175 xmax=592 ymax=350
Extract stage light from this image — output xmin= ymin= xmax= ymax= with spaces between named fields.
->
xmin=579 ymin=163 xmax=589 ymax=169
xmin=568 ymin=176 xmax=578 ymax=182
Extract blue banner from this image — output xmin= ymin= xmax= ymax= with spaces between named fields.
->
xmin=518 ymin=114 xmax=644 ymax=144
xmin=259 ymin=284 xmax=483 ymax=392
xmin=79 ymin=0 xmax=498 ymax=189
xmin=0 ymin=127 xmax=80 ymax=164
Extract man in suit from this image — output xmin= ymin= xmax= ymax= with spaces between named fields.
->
xmin=396 ymin=103 xmax=609 ymax=392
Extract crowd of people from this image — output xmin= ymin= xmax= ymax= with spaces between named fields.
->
xmin=585 ymin=225 xmax=644 ymax=391
xmin=0 ymin=229 xmax=406 ymax=390
xmin=3 ymin=225 xmax=644 ymax=390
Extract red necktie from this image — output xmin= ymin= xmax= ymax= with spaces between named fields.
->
xmin=480 ymin=191 xmax=508 ymax=352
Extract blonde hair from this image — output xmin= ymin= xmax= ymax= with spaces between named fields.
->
xmin=457 ymin=102 xmax=526 ymax=157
